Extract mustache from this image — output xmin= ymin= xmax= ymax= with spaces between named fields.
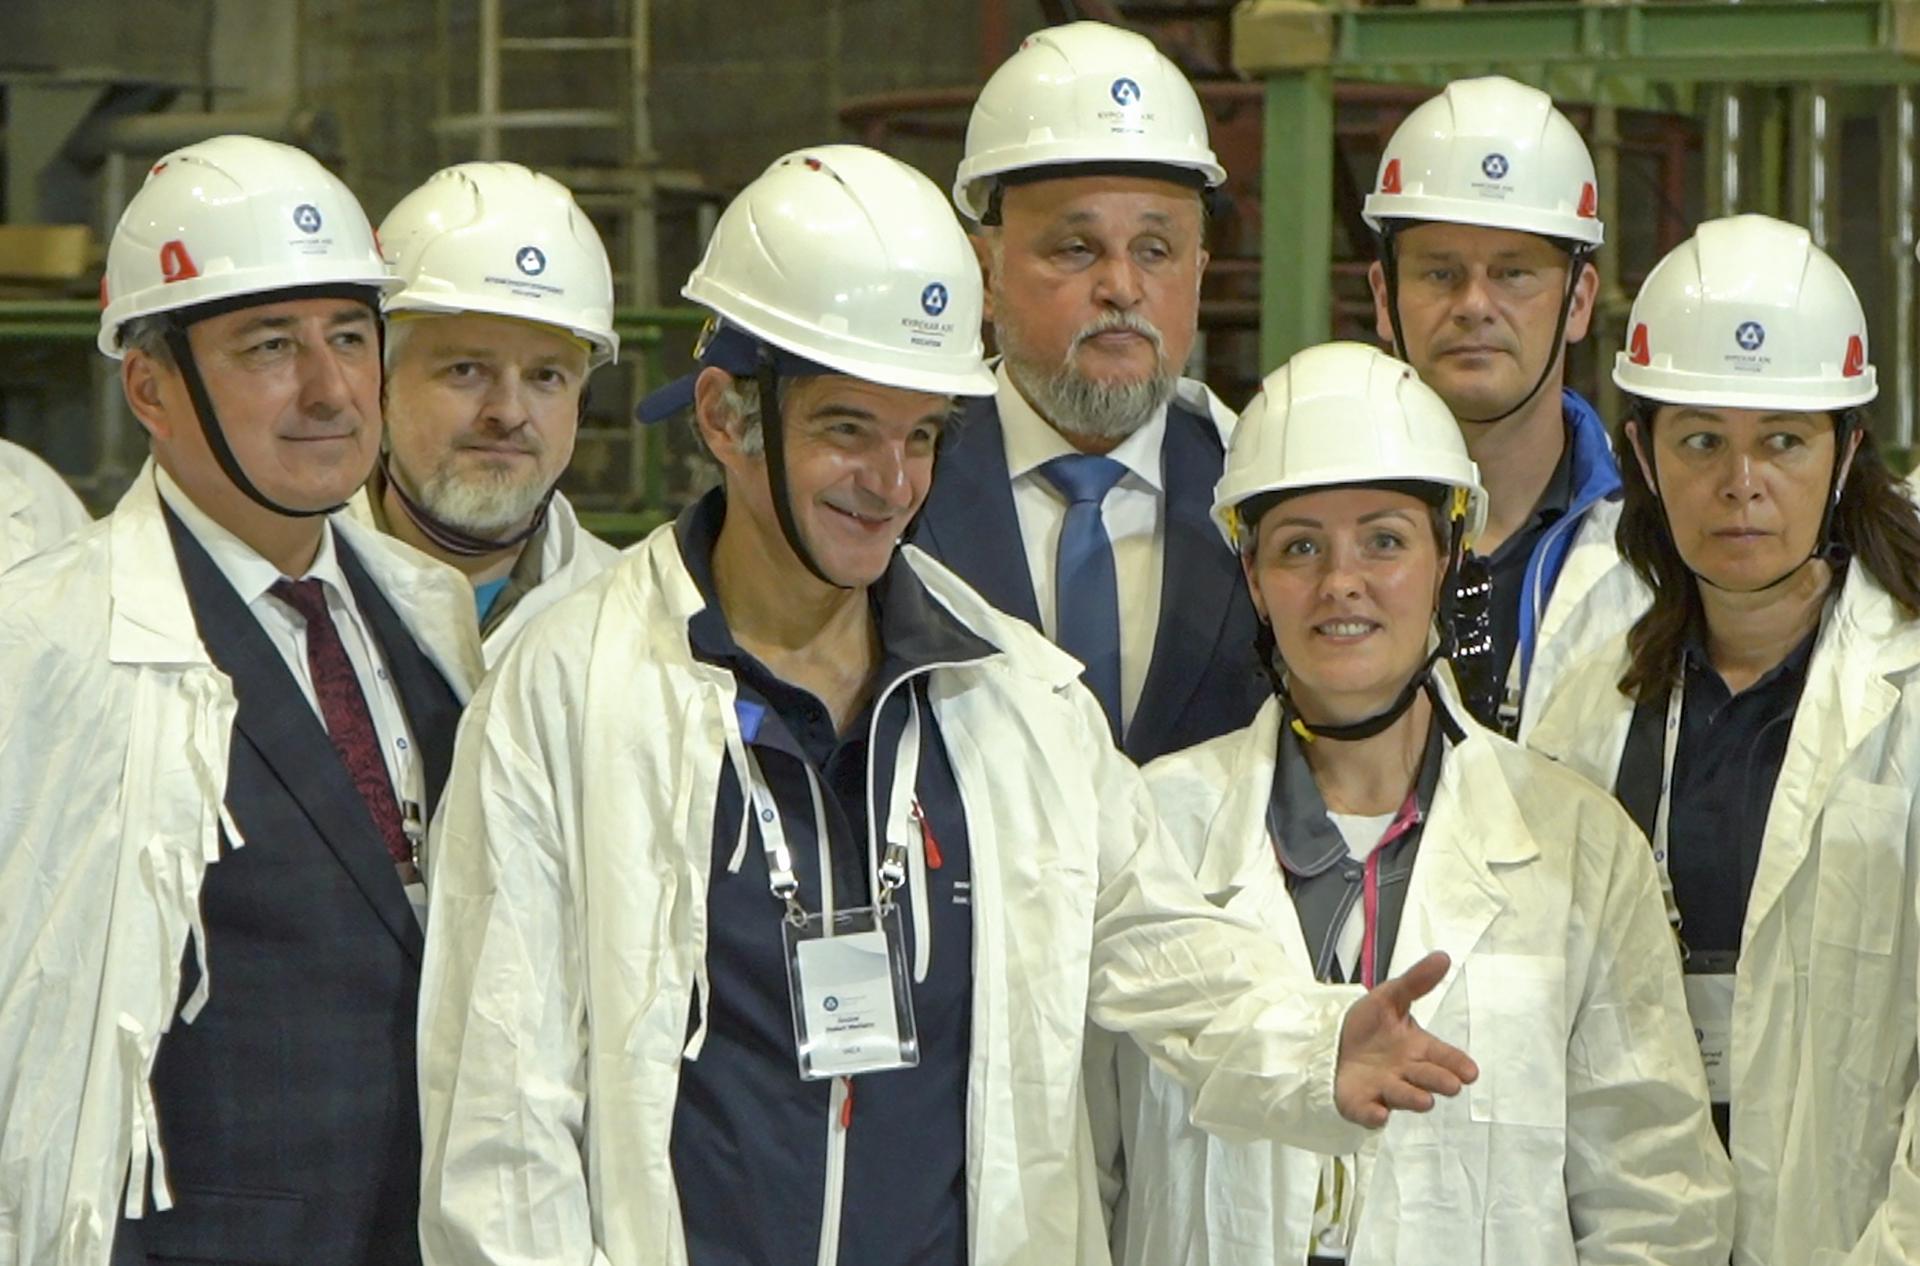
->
xmin=1067 ymin=310 xmax=1165 ymax=362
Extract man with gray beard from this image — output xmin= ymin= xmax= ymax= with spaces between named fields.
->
xmin=354 ymin=162 xmax=621 ymax=665
xmin=913 ymin=20 xmax=1264 ymax=764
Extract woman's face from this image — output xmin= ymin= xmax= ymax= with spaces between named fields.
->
xmin=1629 ymin=405 xmax=1855 ymax=592
xmin=1244 ymin=485 xmax=1446 ymax=725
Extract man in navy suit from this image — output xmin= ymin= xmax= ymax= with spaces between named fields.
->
xmin=914 ymin=20 xmax=1265 ymax=766
xmin=0 ymin=137 xmax=480 ymax=1266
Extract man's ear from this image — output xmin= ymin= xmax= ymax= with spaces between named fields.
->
xmin=121 ymin=350 xmax=176 ymax=442
xmin=692 ymin=365 xmax=757 ymax=472
xmin=1564 ymin=257 xmax=1601 ymax=345
xmin=1367 ymin=260 xmax=1394 ymax=347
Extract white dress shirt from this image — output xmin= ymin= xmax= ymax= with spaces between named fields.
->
xmin=156 ymin=466 xmax=422 ymax=816
xmin=996 ymin=363 xmax=1166 ymax=733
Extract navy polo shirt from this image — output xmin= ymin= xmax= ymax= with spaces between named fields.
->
xmin=1268 ymin=714 xmax=1447 ymax=985
xmin=668 ymin=489 xmax=986 ymax=1266
xmin=1666 ymin=625 xmax=1818 ymax=958
xmin=1481 ymin=424 xmax=1575 ymax=717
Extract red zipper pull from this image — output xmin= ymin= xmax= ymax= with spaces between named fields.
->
xmin=912 ymin=800 xmax=943 ymax=870
xmin=839 ymin=1076 xmax=855 ymax=1129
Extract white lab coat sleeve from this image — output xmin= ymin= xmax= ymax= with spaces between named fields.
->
xmin=1080 ymin=693 xmax=1368 ymax=1157
xmin=418 ymin=651 xmax=609 ymax=1266
xmin=1563 ymin=792 xmax=1734 ymax=1265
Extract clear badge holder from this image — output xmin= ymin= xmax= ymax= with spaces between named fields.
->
xmin=782 ymin=902 xmax=920 ymax=1080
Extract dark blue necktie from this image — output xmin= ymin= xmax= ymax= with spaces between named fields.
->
xmin=1039 ymin=454 xmax=1127 ymax=738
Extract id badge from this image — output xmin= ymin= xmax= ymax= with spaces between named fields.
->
xmin=782 ymin=903 xmax=919 ymax=1080
xmin=1682 ymin=954 xmax=1736 ymax=1105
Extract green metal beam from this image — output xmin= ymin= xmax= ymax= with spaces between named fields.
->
xmin=1261 ymin=67 xmax=1335 ymax=372
xmin=1238 ymin=0 xmax=1920 ymax=86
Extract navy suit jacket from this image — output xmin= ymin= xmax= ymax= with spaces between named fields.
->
xmin=913 ymin=392 xmax=1266 ymax=765
xmin=111 ymin=513 xmax=461 ymax=1266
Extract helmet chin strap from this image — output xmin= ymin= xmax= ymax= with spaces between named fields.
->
xmin=756 ymin=351 xmax=850 ymax=591
xmin=379 ymin=453 xmax=553 ymax=558
xmin=159 ymin=284 xmax=385 ymax=520
xmin=1378 ymin=226 xmax=1592 ymax=427
xmin=1277 ymin=511 xmax=1470 ymax=743
xmin=1647 ymin=413 xmax=1853 ymax=597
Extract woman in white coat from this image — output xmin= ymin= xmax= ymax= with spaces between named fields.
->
xmin=1530 ymin=214 xmax=1920 ymax=1266
xmin=1108 ymin=342 xmax=1731 ymax=1266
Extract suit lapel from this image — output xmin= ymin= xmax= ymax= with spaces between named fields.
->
xmin=914 ymin=396 xmax=1043 ymax=626
xmin=338 ymin=537 xmax=461 ymax=818
xmin=1127 ymin=404 xmax=1242 ymax=761
xmin=164 ymin=508 xmax=425 ymax=963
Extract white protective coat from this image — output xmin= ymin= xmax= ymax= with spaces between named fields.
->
xmin=1530 ymin=564 xmax=1920 ymax=1266
xmin=1516 ymin=497 xmax=1649 ymax=743
xmin=1105 ymin=683 xmax=1732 ymax=1266
xmin=0 ymin=464 xmax=482 ymax=1266
xmin=417 ymin=527 xmax=1380 ymax=1266
xmin=346 ymin=486 xmax=619 ymax=666
xmin=0 ymin=438 xmax=90 ymax=571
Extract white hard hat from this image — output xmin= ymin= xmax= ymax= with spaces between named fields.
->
xmin=1213 ymin=341 xmax=1489 ymax=549
xmin=1614 ymin=214 xmax=1875 ymax=411
xmin=99 ymin=134 xmax=395 ymax=357
xmin=1362 ymin=76 xmax=1603 ymax=247
xmin=657 ymin=144 xmax=994 ymax=405
xmin=953 ymin=20 xmax=1225 ymax=223
xmin=380 ymin=162 xmax=618 ymax=367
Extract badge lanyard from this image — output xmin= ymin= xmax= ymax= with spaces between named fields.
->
xmin=1358 ymin=789 xmax=1423 ymax=990
xmin=735 ymin=690 xmax=930 ymax=1080
xmin=1648 ymin=673 xmax=1737 ymax=1104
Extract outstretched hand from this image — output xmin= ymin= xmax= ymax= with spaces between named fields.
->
xmin=1334 ymin=950 xmax=1478 ymax=1128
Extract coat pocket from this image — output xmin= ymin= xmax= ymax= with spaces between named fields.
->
xmin=1812 ymin=777 xmax=1909 ymax=956
xmin=134 ymin=1185 xmax=306 ymax=1264
xmin=1466 ymin=953 xmax=1568 ymax=1130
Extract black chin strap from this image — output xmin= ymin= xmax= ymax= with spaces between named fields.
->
xmin=158 ymin=284 xmax=384 ymax=520
xmin=756 ymin=351 xmax=849 ymax=591
xmin=1648 ymin=413 xmax=1853 ymax=597
xmin=379 ymin=453 xmax=553 ymax=558
xmin=1277 ymin=512 xmax=1471 ymax=744
xmin=1378 ymin=225 xmax=1592 ymax=427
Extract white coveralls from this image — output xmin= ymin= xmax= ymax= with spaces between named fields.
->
xmin=1530 ymin=564 xmax=1920 ymax=1265
xmin=0 ymin=464 xmax=481 ymax=1266
xmin=1103 ymin=682 xmax=1732 ymax=1266
xmin=417 ymin=527 xmax=1385 ymax=1266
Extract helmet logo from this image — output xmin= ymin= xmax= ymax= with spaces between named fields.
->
xmin=1628 ymin=322 xmax=1651 ymax=366
xmin=1578 ymin=182 xmax=1599 ymax=218
xmin=920 ymin=282 xmax=949 ymax=316
xmin=1735 ymin=321 xmax=1766 ymax=352
xmin=516 ymin=246 xmax=548 ymax=276
xmin=1111 ymin=77 xmax=1142 ymax=106
xmin=1380 ymin=159 xmax=1402 ymax=195
xmin=1844 ymin=334 xmax=1866 ymax=377
xmin=1481 ymin=153 xmax=1510 ymax=180
xmin=159 ymin=240 xmax=200 ymax=283
xmin=291 ymin=204 xmax=323 ymax=234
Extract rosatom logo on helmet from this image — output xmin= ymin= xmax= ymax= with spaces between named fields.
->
xmin=516 ymin=245 xmax=547 ymax=277
xmin=1111 ymin=77 xmax=1142 ymax=106
xmin=292 ymin=204 xmax=323 ymax=234
xmin=1736 ymin=321 xmax=1766 ymax=352
xmin=902 ymin=279 xmax=955 ymax=349
xmin=1729 ymin=320 xmax=1770 ymax=373
xmin=1098 ymin=75 xmax=1151 ymax=135
xmin=921 ymin=282 xmax=949 ymax=317
xmin=1481 ymin=153 xmax=1510 ymax=180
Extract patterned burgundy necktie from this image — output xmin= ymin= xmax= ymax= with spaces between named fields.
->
xmin=271 ymin=578 xmax=410 ymax=866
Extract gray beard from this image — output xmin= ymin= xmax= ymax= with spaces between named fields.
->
xmin=1001 ymin=346 xmax=1176 ymax=443
xmin=413 ymin=459 xmax=550 ymax=537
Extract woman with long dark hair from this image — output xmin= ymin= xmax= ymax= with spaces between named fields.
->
xmin=1531 ymin=213 xmax=1920 ymax=1264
